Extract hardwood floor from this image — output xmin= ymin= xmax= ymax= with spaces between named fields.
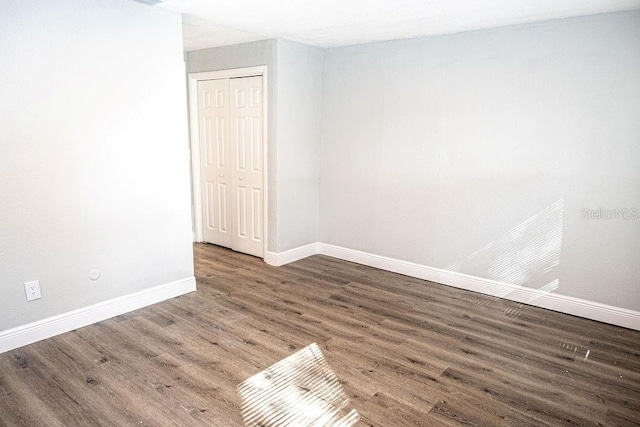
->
xmin=1 ymin=243 xmax=639 ymax=426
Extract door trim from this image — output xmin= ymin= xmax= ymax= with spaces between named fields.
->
xmin=187 ymin=66 xmax=268 ymax=258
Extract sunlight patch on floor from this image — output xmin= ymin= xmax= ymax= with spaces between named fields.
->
xmin=238 ymin=342 xmax=359 ymax=427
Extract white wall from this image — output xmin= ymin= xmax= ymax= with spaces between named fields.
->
xmin=320 ymin=11 xmax=640 ymax=311
xmin=187 ymin=39 xmax=276 ymax=74
xmin=0 ymin=0 xmax=194 ymax=331
xmin=276 ymin=40 xmax=324 ymax=251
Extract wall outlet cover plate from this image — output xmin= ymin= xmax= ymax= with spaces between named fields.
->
xmin=24 ymin=280 xmax=42 ymax=301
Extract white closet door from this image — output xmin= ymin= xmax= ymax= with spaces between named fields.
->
xmin=197 ymin=79 xmax=232 ymax=248
xmin=197 ymin=76 xmax=264 ymax=258
xmin=230 ymin=76 xmax=264 ymax=257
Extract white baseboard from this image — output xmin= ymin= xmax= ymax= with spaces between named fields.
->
xmin=262 ymin=241 xmax=640 ymax=331
xmin=0 ymin=277 xmax=196 ymax=354
xmin=264 ymin=242 xmax=319 ymax=266
xmin=317 ymin=243 xmax=640 ymax=331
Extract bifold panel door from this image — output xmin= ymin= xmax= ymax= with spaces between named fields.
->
xmin=197 ymin=76 xmax=264 ymax=257
xmin=198 ymin=78 xmax=232 ymax=248
xmin=229 ymin=76 xmax=264 ymax=257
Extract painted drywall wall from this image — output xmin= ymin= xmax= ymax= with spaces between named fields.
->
xmin=0 ymin=0 xmax=194 ymax=330
xmin=276 ymin=40 xmax=323 ymax=250
xmin=187 ymin=39 xmax=276 ymax=74
xmin=320 ymin=11 xmax=640 ymax=310
xmin=186 ymin=40 xmax=279 ymax=251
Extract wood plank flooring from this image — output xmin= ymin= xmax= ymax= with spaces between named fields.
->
xmin=1 ymin=243 xmax=639 ymax=426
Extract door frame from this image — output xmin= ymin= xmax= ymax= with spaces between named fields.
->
xmin=187 ymin=66 xmax=268 ymax=257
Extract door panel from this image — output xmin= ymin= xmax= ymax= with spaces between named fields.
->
xmin=230 ymin=76 xmax=263 ymax=257
xmin=252 ymin=188 xmax=262 ymax=241
xmin=198 ymin=79 xmax=232 ymax=248
xmin=217 ymin=182 xmax=229 ymax=232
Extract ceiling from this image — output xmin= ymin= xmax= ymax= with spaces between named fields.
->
xmin=155 ymin=0 xmax=640 ymax=51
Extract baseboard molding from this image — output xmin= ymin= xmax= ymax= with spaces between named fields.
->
xmin=266 ymin=242 xmax=639 ymax=331
xmin=0 ymin=276 xmax=197 ymax=354
xmin=264 ymin=242 xmax=319 ymax=267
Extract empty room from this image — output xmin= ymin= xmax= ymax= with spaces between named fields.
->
xmin=1 ymin=0 xmax=639 ymax=425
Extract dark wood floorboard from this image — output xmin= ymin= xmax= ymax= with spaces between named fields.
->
xmin=1 ymin=243 xmax=639 ymax=426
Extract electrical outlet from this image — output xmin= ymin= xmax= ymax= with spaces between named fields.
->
xmin=24 ymin=280 xmax=42 ymax=301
